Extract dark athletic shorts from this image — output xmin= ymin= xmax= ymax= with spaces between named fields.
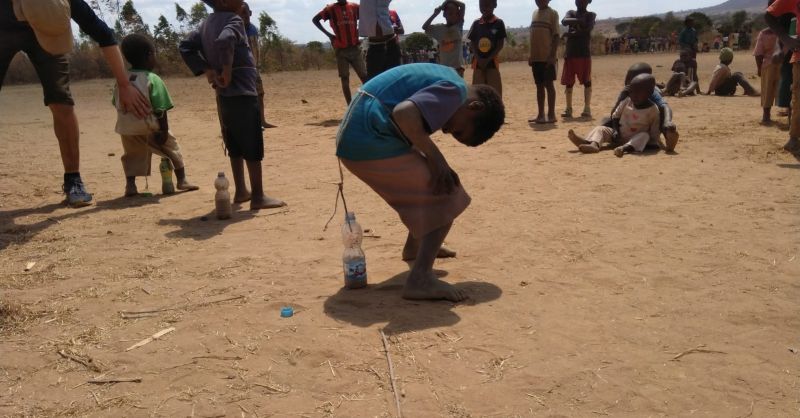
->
xmin=531 ymin=62 xmax=556 ymax=85
xmin=0 ymin=28 xmax=73 ymax=106
xmin=218 ymin=95 xmax=264 ymax=161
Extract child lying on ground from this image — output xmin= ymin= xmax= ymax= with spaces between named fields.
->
xmin=568 ymin=74 xmax=660 ymax=158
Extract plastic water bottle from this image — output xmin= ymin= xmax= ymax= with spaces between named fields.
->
xmin=214 ymin=172 xmax=232 ymax=220
xmin=342 ymin=211 xmax=367 ymax=289
xmin=159 ymin=157 xmax=175 ymax=194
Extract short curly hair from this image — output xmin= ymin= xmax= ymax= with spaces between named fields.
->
xmin=120 ymin=34 xmax=155 ymax=69
xmin=468 ymin=84 xmax=505 ymax=147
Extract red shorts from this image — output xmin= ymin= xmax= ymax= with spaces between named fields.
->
xmin=561 ymin=57 xmax=592 ymax=86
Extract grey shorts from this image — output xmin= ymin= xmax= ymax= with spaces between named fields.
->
xmin=0 ymin=28 xmax=73 ymax=106
xmin=335 ymin=45 xmax=365 ymax=79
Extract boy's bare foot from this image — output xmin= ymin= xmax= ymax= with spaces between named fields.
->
xmin=665 ymin=130 xmax=679 ymax=152
xmin=177 ymin=180 xmax=199 ymax=191
xmin=528 ymin=116 xmax=546 ymax=124
xmin=580 ymin=109 xmax=592 ymax=118
xmin=578 ymin=142 xmax=600 ymax=153
xmin=545 ymin=114 xmax=557 ymax=124
xmin=784 ymin=137 xmax=800 ymax=153
xmin=250 ymin=195 xmax=286 ymax=210
xmin=234 ymin=191 xmax=252 ymax=203
xmin=402 ymin=245 xmax=457 ymax=261
xmin=403 ymin=272 xmax=467 ymax=302
xmin=124 ymin=184 xmax=138 ymax=197
xmin=561 ymin=108 xmax=573 ymax=118
xmin=614 ymin=146 xmax=625 ymax=157
xmin=568 ymin=129 xmax=589 ymax=147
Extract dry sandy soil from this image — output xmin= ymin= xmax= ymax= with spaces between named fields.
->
xmin=1 ymin=51 xmax=798 ymax=417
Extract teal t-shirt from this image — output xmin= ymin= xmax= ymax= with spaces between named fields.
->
xmin=336 ymin=63 xmax=468 ymax=161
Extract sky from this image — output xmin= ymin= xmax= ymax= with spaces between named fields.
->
xmin=123 ymin=0 xmax=731 ymax=44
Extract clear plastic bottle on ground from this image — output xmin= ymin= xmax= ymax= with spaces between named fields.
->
xmin=159 ymin=157 xmax=175 ymax=194
xmin=342 ymin=211 xmax=367 ymax=289
xmin=214 ymin=172 xmax=232 ymax=220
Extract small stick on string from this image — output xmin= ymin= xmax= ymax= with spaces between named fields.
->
xmin=324 ymin=159 xmax=351 ymax=232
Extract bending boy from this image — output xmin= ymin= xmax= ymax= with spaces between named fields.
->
xmin=336 ymin=63 xmax=504 ymax=301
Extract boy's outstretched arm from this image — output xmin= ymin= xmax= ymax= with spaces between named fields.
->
xmin=392 ymin=101 xmax=460 ymax=195
xmin=660 ymin=104 xmax=676 ymax=132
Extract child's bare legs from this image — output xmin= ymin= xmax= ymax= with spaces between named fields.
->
xmin=545 ymin=80 xmax=557 ymax=122
xmin=563 ymin=86 xmax=574 ymax=117
xmin=259 ymin=94 xmax=276 ymax=129
xmin=244 ymin=159 xmax=286 ymax=210
xmin=614 ymin=144 xmax=634 ymax=157
xmin=533 ymin=83 xmax=546 ymax=123
xmin=401 ymin=232 xmax=456 ymax=261
xmin=174 ymin=167 xmax=199 ymax=191
xmin=125 ymin=176 xmax=137 ymax=196
xmin=763 ymin=107 xmax=772 ymax=124
xmin=403 ymin=222 xmax=467 ymax=302
xmin=340 ymin=76 xmax=353 ymax=104
xmin=230 ymin=157 xmax=251 ymax=203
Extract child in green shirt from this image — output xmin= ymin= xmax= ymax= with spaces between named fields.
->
xmin=114 ymin=34 xmax=198 ymax=196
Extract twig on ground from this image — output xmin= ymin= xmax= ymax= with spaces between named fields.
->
xmin=252 ymin=382 xmax=290 ymax=393
xmin=125 ymin=327 xmax=175 ymax=351
xmin=58 ymin=349 xmax=102 ymax=373
xmin=327 ymin=359 xmax=337 ymax=377
xmin=88 ymin=377 xmax=142 ymax=384
xmin=191 ymin=355 xmax=242 ymax=361
xmin=671 ymin=344 xmax=727 ymax=361
xmin=380 ymin=329 xmax=402 ymax=418
xmin=120 ymin=295 xmax=245 ymax=319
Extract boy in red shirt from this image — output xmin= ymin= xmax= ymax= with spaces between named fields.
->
xmin=313 ymin=0 xmax=367 ymax=104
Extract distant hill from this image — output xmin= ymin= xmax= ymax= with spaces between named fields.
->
xmin=685 ymin=0 xmax=765 ymax=16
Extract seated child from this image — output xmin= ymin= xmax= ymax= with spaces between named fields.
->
xmin=114 ymin=34 xmax=198 ymax=196
xmin=568 ymin=74 xmax=660 ymax=158
xmin=605 ymin=62 xmax=679 ymax=152
xmin=663 ymin=51 xmax=699 ymax=97
xmin=706 ymin=48 xmax=760 ymax=97
xmin=180 ymin=0 xmax=285 ymax=210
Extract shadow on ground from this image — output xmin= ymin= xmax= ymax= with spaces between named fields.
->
xmin=324 ymin=269 xmax=502 ymax=334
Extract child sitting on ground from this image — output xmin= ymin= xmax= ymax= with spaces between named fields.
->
xmin=663 ymin=51 xmax=700 ymax=97
xmin=605 ymin=63 xmax=680 ymax=152
xmin=706 ymin=47 xmax=760 ymax=97
xmin=568 ymin=74 xmax=660 ymax=158
xmin=180 ymin=0 xmax=285 ymax=210
xmin=114 ymin=34 xmax=199 ymax=196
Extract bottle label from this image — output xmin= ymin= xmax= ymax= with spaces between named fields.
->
xmin=343 ymin=259 xmax=367 ymax=283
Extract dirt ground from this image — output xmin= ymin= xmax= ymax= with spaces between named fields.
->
xmin=1 ymin=51 xmax=798 ymax=417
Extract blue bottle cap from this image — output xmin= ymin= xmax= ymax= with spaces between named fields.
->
xmin=280 ymin=307 xmax=294 ymax=318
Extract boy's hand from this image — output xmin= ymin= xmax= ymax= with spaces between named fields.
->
xmin=427 ymin=154 xmax=460 ymax=195
xmin=215 ymin=65 xmax=233 ymax=88
xmin=204 ymin=69 xmax=218 ymax=89
xmin=153 ymin=130 xmax=168 ymax=145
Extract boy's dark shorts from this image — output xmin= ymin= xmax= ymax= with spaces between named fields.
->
xmin=0 ymin=29 xmax=73 ymax=106
xmin=531 ymin=62 xmax=556 ymax=85
xmin=218 ymin=95 xmax=264 ymax=161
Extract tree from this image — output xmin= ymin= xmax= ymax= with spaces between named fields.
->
xmin=402 ymin=32 xmax=434 ymax=51
xmin=615 ymin=22 xmax=630 ymax=35
xmin=189 ymin=2 xmax=208 ymax=29
xmin=120 ymin=0 xmax=148 ymax=35
xmin=258 ymin=11 xmax=279 ymax=41
xmin=302 ymin=41 xmax=327 ymax=70
xmin=175 ymin=3 xmax=188 ymax=33
xmin=731 ymin=10 xmax=748 ymax=32
xmin=687 ymin=12 xmax=713 ymax=34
